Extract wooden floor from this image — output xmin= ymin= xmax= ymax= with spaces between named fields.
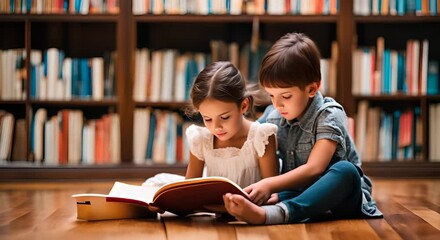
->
xmin=0 ymin=178 xmax=439 ymax=240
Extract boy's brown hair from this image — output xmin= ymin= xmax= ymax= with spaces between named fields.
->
xmin=259 ymin=32 xmax=322 ymax=89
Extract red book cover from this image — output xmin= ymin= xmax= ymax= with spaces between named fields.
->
xmin=316 ymin=0 xmax=323 ymax=14
xmin=285 ymin=0 xmax=290 ymax=14
xmin=58 ymin=110 xmax=69 ymax=165
xmin=94 ymin=119 xmax=104 ymax=164
xmin=102 ymin=115 xmax=111 ymax=163
xmin=151 ymin=177 xmax=250 ymax=216
xmin=330 ymin=0 xmax=337 ymax=14
xmin=175 ymin=135 xmax=183 ymax=163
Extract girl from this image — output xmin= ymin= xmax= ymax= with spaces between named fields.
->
xmin=185 ymin=61 xmax=279 ymax=188
xmin=223 ymin=33 xmax=383 ymax=224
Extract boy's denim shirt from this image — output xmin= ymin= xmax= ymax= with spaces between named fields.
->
xmin=261 ymin=91 xmax=382 ymax=217
xmin=265 ymin=91 xmax=360 ymax=174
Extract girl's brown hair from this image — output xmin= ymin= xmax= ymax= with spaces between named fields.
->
xmin=259 ymin=32 xmax=322 ymax=89
xmin=187 ymin=61 xmax=254 ymax=116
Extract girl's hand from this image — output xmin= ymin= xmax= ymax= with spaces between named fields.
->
xmin=243 ymin=178 xmax=272 ymax=206
xmin=147 ymin=205 xmax=165 ymax=214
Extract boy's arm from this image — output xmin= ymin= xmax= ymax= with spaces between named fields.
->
xmin=245 ymin=139 xmax=337 ymax=203
xmin=258 ymin=134 xmax=279 ymax=179
xmin=185 ymin=152 xmax=205 ymax=179
xmin=269 ymin=139 xmax=337 ymax=192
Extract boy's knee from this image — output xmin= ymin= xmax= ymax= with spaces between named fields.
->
xmin=330 ymin=161 xmax=360 ymax=180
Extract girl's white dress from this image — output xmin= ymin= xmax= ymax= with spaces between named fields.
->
xmin=186 ymin=121 xmax=277 ymax=188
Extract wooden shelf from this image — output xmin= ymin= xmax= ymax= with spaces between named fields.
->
xmin=353 ymin=95 xmax=440 ymax=102
xmin=0 ymin=100 xmax=27 ymax=105
xmin=427 ymin=95 xmax=440 ymax=101
xmin=29 ymin=99 xmax=118 ymax=107
xmin=1 ymin=162 xmax=438 ymax=180
xmin=0 ymin=163 xmax=187 ymax=180
xmin=0 ymin=14 xmax=119 ymax=22
xmin=134 ymin=14 xmax=338 ymax=23
xmin=134 ymin=101 xmax=190 ymax=108
xmin=363 ymin=162 xmax=440 ymax=178
xmin=352 ymin=95 xmax=423 ymax=101
xmin=354 ymin=15 xmax=440 ymax=23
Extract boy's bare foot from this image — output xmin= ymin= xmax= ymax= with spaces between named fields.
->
xmin=223 ymin=193 xmax=266 ymax=224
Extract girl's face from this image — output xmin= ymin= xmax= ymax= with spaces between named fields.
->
xmin=264 ymin=83 xmax=318 ymax=121
xmin=198 ymin=98 xmax=248 ymax=142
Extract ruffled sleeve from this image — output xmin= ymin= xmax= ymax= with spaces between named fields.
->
xmin=185 ymin=124 xmax=208 ymax=161
xmin=253 ymin=123 xmax=278 ymax=157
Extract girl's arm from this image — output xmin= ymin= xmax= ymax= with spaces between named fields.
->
xmin=258 ymin=134 xmax=279 ymax=178
xmin=185 ymin=152 xmax=205 ymax=179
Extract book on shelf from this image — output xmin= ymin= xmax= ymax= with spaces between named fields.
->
xmin=133 ymin=42 xmax=336 ymax=101
xmin=72 ymin=176 xmax=249 ymax=221
xmin=12 ymin=119 xmax=27 ymax=161
xmin=427 ymin=61 xmax=439 ymax=95
xmin=133 ymin=108 xmax=149 ymax=164
xmin=160 ymin=50 xmax=177 ymax=101
xmin=356 ymin=100 xmax=423 ymax=161
xmin=29 ymin=109 xmax=120 ymax=165
xmin=131 ymin=0 xmax=338 ymax=15
xmin=32 ymin=108 xmax=47 ymax=163
xmin=133 ymin=48 xmax=206 ymax=102
xmin=352 ymin=37 xmax=435 ymax=96
xmin=29 ymin=49 xmax=115 ymax=100
xmin=354 ymin=0 xmax=439 ymax=16
xmin=0 ymin=49 xmax=26 ymax=100
xmin=0 ymin=111 xmax=15 ymax=161
xmin=133 ymin=109 xmax=189 ymax=164
xmin=429 ymin=103 xmax=440 ymax=162
xmin=0 ymin=0 xmax=119 ymax=14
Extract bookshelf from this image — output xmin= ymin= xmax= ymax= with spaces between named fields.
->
xmin=0 ymin=1 xmax=439 ymax=180
xmin=0 ymin=2 xmax=127 ymax=176
xmin=348 ymin=0 xmax=440 ymax=176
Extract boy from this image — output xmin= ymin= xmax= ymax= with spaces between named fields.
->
xmin=223 ymin=32 xmax=382 ymax=224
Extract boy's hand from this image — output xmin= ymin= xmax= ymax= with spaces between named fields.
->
xmin=243 ymin=178 xmax=272 ymax=206
xmin=266 ymin=193 xmax=279 ymax=205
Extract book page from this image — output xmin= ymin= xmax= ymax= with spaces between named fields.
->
xmin=108 ymin=182 xmax=159 ymax=204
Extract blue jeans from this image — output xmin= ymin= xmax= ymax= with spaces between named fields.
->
xmin=278 ymin=161 xmax=364 ymax=222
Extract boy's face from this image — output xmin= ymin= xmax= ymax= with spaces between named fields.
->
xmin=198 ymin=98 xmax=248 ymax=142
xmin=265 ymin=83 xmax=318 ymax=121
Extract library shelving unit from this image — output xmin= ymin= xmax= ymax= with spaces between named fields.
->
xmin=0 ymin=1 xmax=439 ymax=180
xmin=347 ymin=1 xmax=440 ymax=178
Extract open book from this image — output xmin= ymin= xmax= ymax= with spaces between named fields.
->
xmin=72 ymin=176 xmax=249 ymax=221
